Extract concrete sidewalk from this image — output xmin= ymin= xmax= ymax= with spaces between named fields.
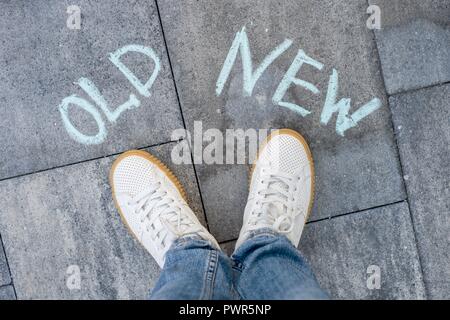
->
xmin=0 ymin=0 xmax=448 ymax=299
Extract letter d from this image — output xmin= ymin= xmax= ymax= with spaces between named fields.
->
xmin=109 ymin=44 xmax=161 ymax=97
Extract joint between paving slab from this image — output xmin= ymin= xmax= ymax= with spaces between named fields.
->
xmin=217 ymin=199 xmax=410 ymax=244
xmin=219 ymin=199 xmax=411 ymax=245
xmin=0 ymin=283 xmax=16 ymax=299
xmin=389 ymin=80 xmax=450 ymax=97
xmin=381 ymin=121 xmax=430 ymax=299
xmin=0 ymin=140 xmax=177 ymax=184
xmin=307 ymin=199 xmax=406 ymax=224
xmin=154 ymin=0 xmax=212 ymax=233
xmin=0 ymin=233 xmax=17 ymax=299
xmin=367 ymin=8 xmax=429 ymax=298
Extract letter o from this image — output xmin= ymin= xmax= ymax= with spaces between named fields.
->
xmin=59 ymin=95 xmax=107 ymax=145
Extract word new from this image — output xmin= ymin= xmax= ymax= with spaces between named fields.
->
xmin=216 ymin=27 xmax=382 ymax=136
xmin=58 ymin=44 xmax=160 ymax=145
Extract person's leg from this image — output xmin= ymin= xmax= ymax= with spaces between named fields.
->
xmin=109 ymin=150 xmax=232 ymax=299
xmin=233 ymin=129 xmax=328 ymax=300
xmin=151 ymin=236 xmax=236 ymax=300
xmin=232 ymin=229 xmax=328 ymax=300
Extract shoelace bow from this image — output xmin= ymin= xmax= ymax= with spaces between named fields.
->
xmin=129 ymin=182 xmax=202 ymax=248
xmin=249 ymin=171 xmax=304 ymax=234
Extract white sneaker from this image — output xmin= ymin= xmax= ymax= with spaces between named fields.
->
xmin=235 ymin=129 xmax=315 ymax=250
xmin=110 ymin=150 xmax=219 ymax=267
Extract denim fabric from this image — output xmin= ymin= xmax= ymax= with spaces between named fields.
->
xmin=150 ymin=235 xmax=235 ymax=300
xmin=150 ymin=229 xmax=328 ymax=300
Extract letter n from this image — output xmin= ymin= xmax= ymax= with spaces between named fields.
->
xmin=216 ymin=26 xmax=292 ymax=97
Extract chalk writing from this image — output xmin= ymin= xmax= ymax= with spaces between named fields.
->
xmin=77 ymin=77 xmax=141 ymax=123
xmin=216 ymin=27 xmax=382 ymax=136
xmin=60 ymin=27 xmax=382 ymax=145
xmin=59 ymin=95 xmax=107 ymax=145
xmin=273 ymin=50 xmax=324 ymax=117
xmin=109 ymin=45 xmax=161 ymax=98
xmin=321 ymin=69 xmax=381 ymax=136
xmin=216 ymin=26 xmax=292 ymax=97
xmin=58 ymin=44 xmax=160 ymax=145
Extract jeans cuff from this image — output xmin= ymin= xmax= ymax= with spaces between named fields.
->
xmin=171 ymin=235 xmax=219 ymax=251
xmin=245 ymin=227 xmax=281 ymax=241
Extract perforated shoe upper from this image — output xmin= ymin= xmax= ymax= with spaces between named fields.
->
xmin=110 ymin=150 xmax=219 ymax=267
xmin=236 ymin=129 xmax=314 ymax=250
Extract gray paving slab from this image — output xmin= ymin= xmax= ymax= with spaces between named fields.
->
xmin=219 ymin=240 xmax=236 ymax=257
xmin=159 ymin=0 xmax=405 ymax=242
xmin=0 ymin=285 xmax=16 ymax=300
xmin=0 ymin=241 xmax=11 ymax=286
xmin=0 ymin=0 xmax=182 ymax=180
xmin=369 ymin=0 xmax=450 ymax=94
xmin=369 ymin=0 xmax=450 ymax=28
xmin=389 ymin=84 xmax=450 ymax=299
xmin=301 ymin=202 xmax=425 ymax=299
xmin=0 ymin=141 xmax=205 ymax=299
xmin=219 ymin=203 xmax=424 ymax=299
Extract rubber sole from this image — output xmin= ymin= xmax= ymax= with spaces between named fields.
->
xmin=249 ymin=128 xmax=315 ymax=221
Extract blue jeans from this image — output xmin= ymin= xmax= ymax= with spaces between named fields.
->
xmin=150 ymin=228 xmax=328 ymax=300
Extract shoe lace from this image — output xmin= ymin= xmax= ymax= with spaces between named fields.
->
xmin=129 ymin=182 xmax=202 ymax=248
xmin=248 ymin=171 xmax=304 ymax=234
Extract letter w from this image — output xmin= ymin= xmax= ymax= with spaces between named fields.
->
xmin=321 ymin=69 xmax=382 ymax=136
xmin=216 ymin=26 xmax=292 ymax=97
